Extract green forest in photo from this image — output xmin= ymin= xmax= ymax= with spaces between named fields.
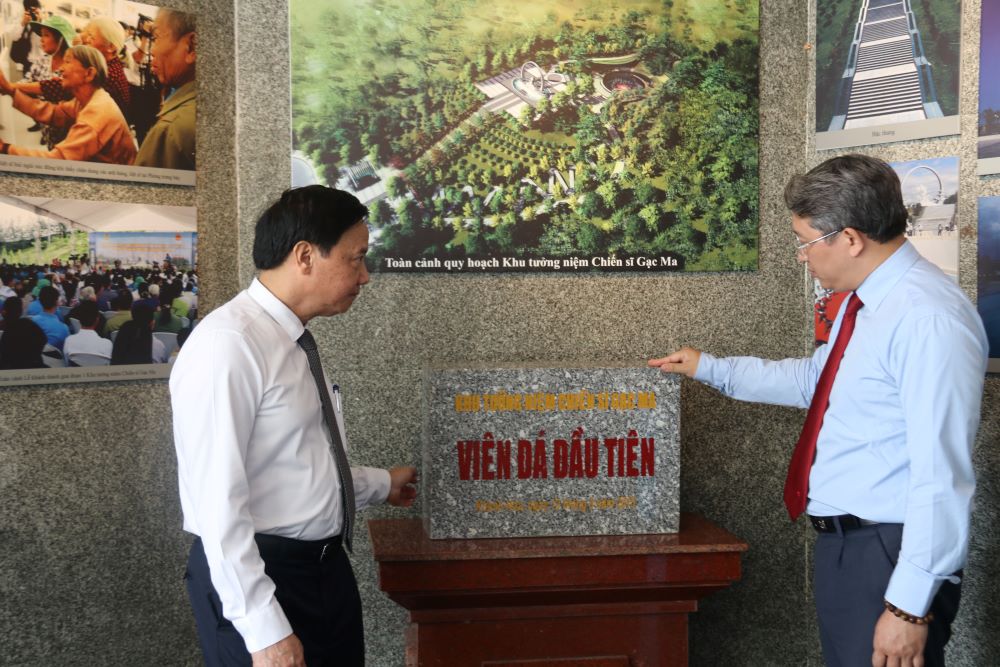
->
xmin=292 ymin=0 xmax=760 ymax=272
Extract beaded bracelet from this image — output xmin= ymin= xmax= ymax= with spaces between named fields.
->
xmin=884 ymin=600 xmax=934 ymax=625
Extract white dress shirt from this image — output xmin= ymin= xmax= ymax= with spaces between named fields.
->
xmin=63 ymin=329 xmax=113 ymax=361
xmin=170 ymin=279 xmax=391 ymax=652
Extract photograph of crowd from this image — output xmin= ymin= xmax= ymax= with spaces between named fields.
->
xmin=0 ymin=195 xmax=197 ymax=383
xmin=0 ymin=1 xmax=195 ymax=185
xmin=815 ymin=0 xmax=960 ymax=149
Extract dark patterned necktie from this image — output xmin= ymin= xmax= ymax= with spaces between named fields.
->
xmin=297 ymin=329 xmax=355 ymax=552
xmin=783 ymin=292 xmax=864 ymax=521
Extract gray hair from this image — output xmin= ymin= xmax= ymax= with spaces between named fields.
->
xmin=783 ymin=154 xmax=907 ymax=243
xmin=67 ymin=44 xmax=107 ymax=89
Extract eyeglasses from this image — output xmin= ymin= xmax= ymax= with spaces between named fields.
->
xmin=795 ymin=229 xmax=840 ymax=256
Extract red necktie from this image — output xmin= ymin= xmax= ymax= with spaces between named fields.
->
xmin=783 ymin=292 xmax=864 ymax=521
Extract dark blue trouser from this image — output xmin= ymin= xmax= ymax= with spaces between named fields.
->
xmin=184 ymin=535 xmax=365 ymax=666
xmin=814 ymin=523 xmax=961 ymax=667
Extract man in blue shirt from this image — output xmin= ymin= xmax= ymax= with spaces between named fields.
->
xmin=31 ymin=285 xmax=70 ymax=351
xmin=650 ymin=154 xmax=987 ymax=667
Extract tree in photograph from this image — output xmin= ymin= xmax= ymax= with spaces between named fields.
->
xmin=597 ymin=179 xmax=620 ymax=209
xmin=396 ymin=198 xmax=420 ymax=234
xmin=386 ymin=175 xmax=407 ymax=200
xmin=368 ymin=199 xmax=393 ymax=229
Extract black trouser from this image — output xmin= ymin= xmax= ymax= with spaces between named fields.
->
xmin=813 ymin=522 xmax=961 ymax=667
xmin=185 ymin=534 xmax=364 ymax=666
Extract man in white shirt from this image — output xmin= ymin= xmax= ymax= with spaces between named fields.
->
xmin=170 ymin=185 xmax=418 ymax=667
xmin=62 ymin=300 xmax=112 ymax=364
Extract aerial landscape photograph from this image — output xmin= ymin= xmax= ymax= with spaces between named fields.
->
xmin=291 ymin=0 xmax=760 ymax=272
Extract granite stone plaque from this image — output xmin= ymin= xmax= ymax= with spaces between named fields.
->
xmin=423 ymin=366 xmax=680 ymax=539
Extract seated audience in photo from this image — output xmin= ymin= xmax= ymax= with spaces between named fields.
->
xmin=30 ymin=285 xmax=70 ymax=350
xmin=154 ymin=284 xmax=184 ymax=333
xmin=0 ymin=45 xmax=138 ymax=164
xmin=176 ymin=326 xmax=191 ymax=349
xmin=105 ymin=290 xmax=134 ymax=333
xmin=0 ymin=273 xmax=18 ymax=300
xmin=134 ymin=282 xmax=159 ymax=311
xmin=63 ymin=300 xmax=112 ymax=364
xmin=172 ymin=282 xmax=196 ymax=318
xmin=111 ymin=304 xmax=167 ymax=365
xmin=134 ymin=8 xmax=196 ymax=170
xmin=1 ymin=296 xmax=24 ymax=332
xmin=95 ymin=275 xmax=116 ymax=311
xmin=25 ymin=277 xmax=53 ymax=317
xmin=0 ymin=318 xmax=47 ymax=369
xmin=68 ymin=285 xmax=106 ymax=336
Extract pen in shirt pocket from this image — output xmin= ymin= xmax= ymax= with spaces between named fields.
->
xmin=331 ymin=383 xmax=342 ymax=412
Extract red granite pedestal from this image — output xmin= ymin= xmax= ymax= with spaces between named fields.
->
xmin=369 ymin=513 xmax=747 ymax=667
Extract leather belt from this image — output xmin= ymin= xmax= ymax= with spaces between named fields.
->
xmin=254 ymin=532 xmax=343 ymax=562
xmin=809 ymin=514 xmax=880 ymax=533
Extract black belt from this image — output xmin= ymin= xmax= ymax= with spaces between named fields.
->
xmin=254 ymin=532 xmax=343 ymax=563
xmin=809 ymin=514 xmax=880 ymax=533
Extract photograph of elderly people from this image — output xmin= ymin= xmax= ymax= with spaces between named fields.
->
xmin=0 ymin=195 xmax=196 ymax=379
xmin=0 ymin=2 xmax=195 ymax=181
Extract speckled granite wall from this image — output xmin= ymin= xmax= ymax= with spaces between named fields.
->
xmin=1 ymin=0 xmax=997 ymax=665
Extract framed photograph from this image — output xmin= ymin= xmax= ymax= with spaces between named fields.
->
xmin=291 ymin=0 xmax=760 ymax=273
xmin=979 ymin=196 xmax=1000 ymax=372
xmin=0 ymin=2 xmax=195 ymax=185
xmin=0 ymin=195 xmax=197 ymax=386
xmin=814 ymin=156 xmax=958 ymax=345
xmin=978 ymin=0 xmax=1000 ymax=176
xmin=815 ymin=0 xmax=960 ymax=151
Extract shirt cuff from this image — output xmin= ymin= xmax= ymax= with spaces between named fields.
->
xmin=232 ymin=597 xmax=294 ymax=654
xmin=884 ymin=558 xmax=958 ymax=617
xmin=371 ymin=467 xmax=392 ymax=505
xmin=692 ymin=352 xmax=717 ymax=384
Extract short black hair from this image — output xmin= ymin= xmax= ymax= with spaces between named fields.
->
xmin=131 ymin=303 xmax=154 ymax=327
xmin=783 ymin=154 xmax=907 ymax=243
xmin=113 ymin=290 xmax=133 ymax=310
xmin=76 ymin=300 xmax=100 ymax=328
xmin=3 ymin=295 xmax=22 ymax=320
xmin=39 ymin=285 xmax=59 ymax=310
xmin=252 ymin=186 xmax=368 ymax=270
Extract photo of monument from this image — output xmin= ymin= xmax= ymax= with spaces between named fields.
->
xmin=291 ymin=0 xmax=760 ymax=273
xmin=815 ymin=0 xmax=960 ymax=150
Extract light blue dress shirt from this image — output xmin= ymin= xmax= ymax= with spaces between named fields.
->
xmin=694 ymin=241 xmax=988 ymax=616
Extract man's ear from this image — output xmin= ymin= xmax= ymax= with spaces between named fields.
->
xmin=841 ymin=227 xmax=866 ymax=258
xmin=184 ymin=32 xmax=196 ymax=63
xmin=290 ymin=241 xmax=314 ymax=274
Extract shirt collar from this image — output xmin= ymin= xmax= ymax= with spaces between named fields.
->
xmin=247 ymin=278 xmax=305 ymax=342
xmin=855 ymin=240 xmax=919 ymax=312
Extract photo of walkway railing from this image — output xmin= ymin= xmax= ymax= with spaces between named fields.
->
xmin=828 ymin=0 xmax=940 ymax=130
